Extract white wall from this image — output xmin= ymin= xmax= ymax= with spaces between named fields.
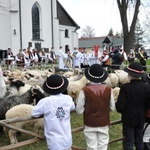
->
xmin=21 ymin=0 xmax=52 ymax=51
xmin=0 ymin=0 xmax=79 ymax=55
xmin=0 ymin=0 xmax=12 ymax=50
xmin=59 ymin=25 xmax=79 ymax=53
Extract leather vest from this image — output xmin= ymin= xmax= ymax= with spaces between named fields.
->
xmin=83 ymin=84 xmax=111 ymax=127
xmin=50 ymin=51 xmax=56 ymax=59
xmin=104 ymin=58 xmax=110 ymax=66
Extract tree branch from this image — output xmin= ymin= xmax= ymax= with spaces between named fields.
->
xmin=129 ymin=0 xmax=141 ymax=36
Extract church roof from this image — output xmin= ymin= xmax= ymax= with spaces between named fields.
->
xmin=79 ymin=36 xmax=123 ymax=48
xmin=57 ymin=1 xmax=80 ymax=29
xmin=103 ymin=37 xmax=111 ymax=44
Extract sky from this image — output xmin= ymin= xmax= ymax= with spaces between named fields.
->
xmin=58 ymin=0 xmax=123 ymax=37
xmin=58 ymin=0 xmax=150 ymax=38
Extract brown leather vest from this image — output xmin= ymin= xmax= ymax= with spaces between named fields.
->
xmin=83 ymin=84 xmax=111 ymax=127
xmin=104 ymin=58 xmax=110 ymax=66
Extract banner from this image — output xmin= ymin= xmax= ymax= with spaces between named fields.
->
xmin=94 ymin=44 xmax=99 ymax=57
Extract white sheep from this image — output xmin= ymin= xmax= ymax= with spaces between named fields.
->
xmin=108 ymin=73 xmax=119 ymax=88
xmin=114 ymin=70 xmax=130 ymax=85
xmin=3 ymin=104 xmax=44 ymax=144
xmin=63 ymin=68 xmax=82 ymax=78
xmin=63 ymin=71 xmax=74 ymax=78
xmin=8 ymin=80 xmax=44 ymax=95
xmin=112 ymin=87 xmax=120 ymax=101
xmin=103 ymin=76 xmax=112 ymax=87
xmin=23 ymin=70 xmax=44 ymax=78
xmin=22 ymin=75 xmax=46 ymax=88
xmin=67 ymin=75 xmax=82 ymax=82
xmin=67 ymin=76 xmax=88 ymax=102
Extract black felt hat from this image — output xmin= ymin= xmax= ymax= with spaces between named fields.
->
xmin=43 ymin=74 xmax=68 ymax=95
xmin=85 ymin=64 xmax=108 ymax=83
xmin=124 ymin=61 xmax=144 ymax=78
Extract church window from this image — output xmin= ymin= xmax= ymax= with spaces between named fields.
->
xmin=65 ymin=29 xmax=69 ymax=38
xmin=32 ymin=4 xmax=40 ymax=39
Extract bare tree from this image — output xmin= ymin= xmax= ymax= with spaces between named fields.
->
xmin=117 ymin=0 xmax=141 ymax=54
xmin=143 ymin=11 xmax=150 ymax=43
xmin=81 ymin=25 xmax=95 ymax=38
xmin=134 ymin=18 xmax=145 ymax=51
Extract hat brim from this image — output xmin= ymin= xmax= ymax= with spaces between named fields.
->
xmin=43 ymin=76 xmax=68 ymax=95
xmin=143 ymin=74 xmax=150 ymax=84
xmin=85 ymin=67 xmax=108 ymax=83
xmin=124 ymin=67 xmax=144 ymax=78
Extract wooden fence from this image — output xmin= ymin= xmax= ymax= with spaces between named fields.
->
xmin=0 ymin=117 xmax=123 ymax=150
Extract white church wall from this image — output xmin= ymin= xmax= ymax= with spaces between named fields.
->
xmin=0 ymin=0 xmax=79 ymax=56
xmin=9 ymin=0 xmax=20 ymax=53
xmin=53 ymin=19 xmax=60 ymax=54
xmin=59 ymin=25 xmax=79 ymax=53
xmin=0 ymin=0 xmax=12 ymax=50
xmin=11 ymin=12 xmax=20 ymax=53
xmin=72 ymin=31 xmax=79 ymax=49
xmin=20 ymin=0 xmax=52 ymax=51
xmin=52 ymin=0 xmax=59 ymax=53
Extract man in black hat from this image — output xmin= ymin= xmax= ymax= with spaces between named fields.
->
xmin=76 ymin=64 xmax=115 ymax=150
xmin=116 ymin=61 xmax=150 ymax=150
xmin=32 ymin=74 xmax=75 ymax=150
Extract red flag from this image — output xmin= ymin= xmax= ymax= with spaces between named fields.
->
xmin=94 ymin=44 xmax=99 ymax=57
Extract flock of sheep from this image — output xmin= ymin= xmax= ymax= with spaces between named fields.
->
xmin=0 ymin=66 xmax=130 ymax=144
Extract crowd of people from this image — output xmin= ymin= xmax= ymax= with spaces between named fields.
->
xmin=4 ymin=45 xmax=149 ymax=73
xmin=57 ymin=46 xmax=148 ymax=73
xmin=4 ymin=47 xmax=47 ymax=70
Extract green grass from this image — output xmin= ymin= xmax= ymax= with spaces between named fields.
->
xmin=129 ymin=58 xmax=150 ymax=72
xmin=0 ymin=110 xmax=123 ymax=150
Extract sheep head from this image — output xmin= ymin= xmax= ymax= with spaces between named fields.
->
xmin=9 ymin=80 xmax=25 ymax=91
xmin=30 ymin=86 xmax=45 ymax=104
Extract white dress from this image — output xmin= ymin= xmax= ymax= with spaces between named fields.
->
xmin=80 ymin=52 xmax=89 ymax=66
xmin=22 ymin=52 xmax=30 ymax=69
xmin=88 ymin=51 xmax=96 ymax=66
xmin=71 ymin=50 xmax=82 ymax=68
xmin=58 ymin=50 xmax=67 ymax=69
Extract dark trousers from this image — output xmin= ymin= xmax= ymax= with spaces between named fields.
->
xmin=123 ymin=123 xmax=144 ymax=150
xmin=144 ymin=142 xmax=150 ymax=150
xmin=140 ymin=60 xmax=147 ymax=71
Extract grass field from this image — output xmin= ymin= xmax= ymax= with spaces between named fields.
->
xmin=126 ymin=58 xmax=150 ymax=72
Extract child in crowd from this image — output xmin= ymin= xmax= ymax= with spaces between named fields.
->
xmin=76 ymin=64 xmax=115 ymax=150
xmin=32 ymin=74 xmax=75 ymax=150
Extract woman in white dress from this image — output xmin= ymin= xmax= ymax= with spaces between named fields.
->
xmin=58 ymin=46 xmax=67 ymax=69
xmin=71 ymin=47 xmax=82 ymax=68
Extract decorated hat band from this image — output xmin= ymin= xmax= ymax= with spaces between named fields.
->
xmin=46 ymin=78 xmax=64 ymax=90
xmin=88 ymin=69 xmax=105 ymax=79
xmin=127 ymin=67 xmax=144 ymax=74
